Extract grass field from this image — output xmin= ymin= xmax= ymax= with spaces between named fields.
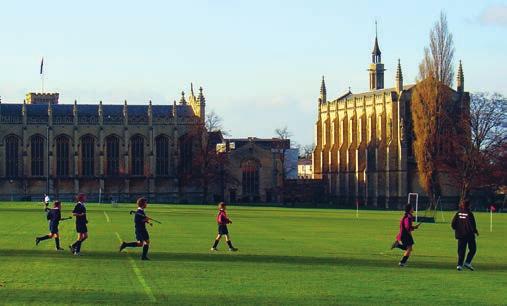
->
xmin=0 ymin=202 xmax=506 ymax=305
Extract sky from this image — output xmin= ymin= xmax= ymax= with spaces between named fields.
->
xmin=0 ymin=0 xmax=506 ymax=146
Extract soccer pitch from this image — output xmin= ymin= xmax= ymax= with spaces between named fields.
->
xmin=0 ymin=203 xmax=506 ymax=305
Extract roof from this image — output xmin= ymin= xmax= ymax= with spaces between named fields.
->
xmin=27 ymin=104 xmax=49 ymax=117
xmin=298 ymin=158 xmax=312 ymax=165
xmin=0 ymin=103 xmax=196 ymax=120
xmin=333 ymin=84 xmax=415 ymax=102
xmin=0 ymin=104 xmax=22 ymax=117
xmin=225 ymin=137 xmax=290 ymax=150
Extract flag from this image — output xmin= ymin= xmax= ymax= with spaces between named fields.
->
xmin=40 ymin=57 xmax=44 ymax=75
xmin=491 ymin=205 xmax=496 ymax=212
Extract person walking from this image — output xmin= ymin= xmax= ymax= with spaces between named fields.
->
xmin=452 ymin=199 xmax=479 ymax=271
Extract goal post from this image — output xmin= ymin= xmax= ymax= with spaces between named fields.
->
xmin=408 ymin=193 xmax=419 ymax=222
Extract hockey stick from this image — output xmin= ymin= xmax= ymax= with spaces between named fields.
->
xmin=129 ymin=210 xmax=162 ymax=224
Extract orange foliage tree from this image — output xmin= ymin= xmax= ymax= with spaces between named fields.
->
xmin=411 ymin=77 xmax=455 ymax=208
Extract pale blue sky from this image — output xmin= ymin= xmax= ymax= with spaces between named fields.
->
xmin=0 ymin=0 xmax=506 ymax=145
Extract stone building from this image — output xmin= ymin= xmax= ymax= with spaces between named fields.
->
xmin=217 ymin=138 xmax=290 ymax=203
xmin=312 ymin=34 xmax=469 ymax=207
xmin=298 ymin=158 xmax=313 ymax=179
xmin=0 ymin=85 xmax=206 ymax=202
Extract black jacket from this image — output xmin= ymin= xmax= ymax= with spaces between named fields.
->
xmin=451 ymin=209 xmax=478 ymax=239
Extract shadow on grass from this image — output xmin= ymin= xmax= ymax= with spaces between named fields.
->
xmin=1 ymin=248 xmax=506 ymax=272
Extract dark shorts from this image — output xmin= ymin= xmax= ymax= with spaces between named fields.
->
xmin=76 ymin=222 xmax=88 ymax=234
xmin=135 ymin=229 xmax=150 ymax=242
xmin=218 ymin=224 xmax=229 ymax=235
xmin=49 ymin=223 xmax=59 ymax=234
xmin=401 ymin=233 xmax=414 ymax=247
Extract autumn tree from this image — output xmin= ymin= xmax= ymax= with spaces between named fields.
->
xmin=412 ymin=11 xmax=456 ymax=208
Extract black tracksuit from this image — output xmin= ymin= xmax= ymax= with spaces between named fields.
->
xmin=451 ymin=208 xmax=478 ymax=266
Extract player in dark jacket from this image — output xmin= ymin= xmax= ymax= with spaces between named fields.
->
xmin=69 ymin=193 xmax=88 ymax=256
xmin=119 ymin=198 xmax=151 ymax=260
xmin=35 ymin=201 xmax=65 ymax=250
xmin=210 ymin=202 xmax=238 ymax=252
xmin=452 ymin=200 xmax=479 ymax=271
xmin=390 ymin=204 xmax=420 ymax=267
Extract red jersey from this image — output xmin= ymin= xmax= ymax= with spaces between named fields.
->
xmin=396 ymin=213 xmax=414 ymax=241
xmin=216 ymin=209 xmax=230 ymax=225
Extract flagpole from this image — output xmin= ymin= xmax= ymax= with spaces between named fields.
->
xmin=40 ymin=57 xmax=44 ymax=92
xmin=490 ymin=207 xmax=493 ymax=233
xmin=356 ymin=199 xmax=359 ymax=218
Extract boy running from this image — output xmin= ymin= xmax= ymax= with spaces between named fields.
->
xmin=210 ymin=202 xmax=238 ymax=252
xmin=119 ymin=198 xmax=151 ymax=260
xmin=35 ymin=201 xmax=65 ymax=250
xmin=452 ymin=200 xmax=479 ymax=271
xmin=69 ymin=193 xmax=88 ymax=256
xmin=390 ymin=204 xmax=419 ymax=267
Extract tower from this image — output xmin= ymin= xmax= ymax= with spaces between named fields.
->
xmin=188 ymin=83 xmax=206 ymax=121
xmin=368 ymin=22 xmax=385 ymax=90
xmin=395 ymin=59 xmax=403 ymax=93
xmin=319 ymin=75 xmax=327 ymax=104
xmin=179 ymin=91 xmax=187 ymax=105
xmin=457 ymin=60 xmax=464 ymax=93
xmin=196 ymin=86 xmax=206 ymax=121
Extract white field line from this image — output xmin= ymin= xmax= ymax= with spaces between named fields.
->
xmin=103 ymin=211 xmax=110 ymax=223
xmin=114 ymin=232 xmax=156 ymax=302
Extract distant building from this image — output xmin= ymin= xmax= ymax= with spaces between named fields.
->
xmin=0 ymin=85 xmax=206 ymax=202
xmin=313 ymin=33 xmax=469 ymax=207
xmin=298 ymin=158 xmax=313 ymax=179
xmin=216 ymin=137 xmax=291 ymax=203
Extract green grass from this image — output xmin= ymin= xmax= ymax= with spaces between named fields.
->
xmin=0 ymin=202 xmax=506 ymax=305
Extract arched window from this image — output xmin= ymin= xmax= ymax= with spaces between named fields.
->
xmin=242 ymin=159 xmax=260 ymax=198
xmin=31 ymin=135 xmax=45 ymax=176
xmin=156 ymin=135 xmax=170 ymax=176
xmin=81 ymin=135 xmax=95 ymax=176
xmin=106 ymin=135 xmax=120 ymax=176
xmin=131 ymin=135 xmax=144 ymax=176
xmin=180 ymin=136 xmax=193 ymax=175
xmin=5 ymin=135 xmax=19 ymax=178
xmin=55 ymin=135 xmax=70 ymax=176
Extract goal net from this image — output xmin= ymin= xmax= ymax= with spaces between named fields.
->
xmin=408 ymin=193 xmax=437 ymax=223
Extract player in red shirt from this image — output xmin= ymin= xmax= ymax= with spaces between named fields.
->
xmin=390 ymin=204 xmax=420 ymax=267
xmin=210 ymin=202 xmax=238 ymax=252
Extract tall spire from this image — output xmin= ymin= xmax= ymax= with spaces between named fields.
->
xmin=371 ymin=20 xmax=381 ymax=63
xmin=319 ymin=76 xmax=327 ymax=104
xmin=198 ymin=86 xmax=206 ymax=104
xmin=368 ymin=20 xmax=385 ymax=91
xmin=457 ymin=60 xmax=464 ymax=92
xmin=396 ymin=59 xmax=403 ymax=93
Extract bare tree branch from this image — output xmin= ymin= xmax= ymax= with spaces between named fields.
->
xmin=418 ymin=11 xmax=455 ymax=86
